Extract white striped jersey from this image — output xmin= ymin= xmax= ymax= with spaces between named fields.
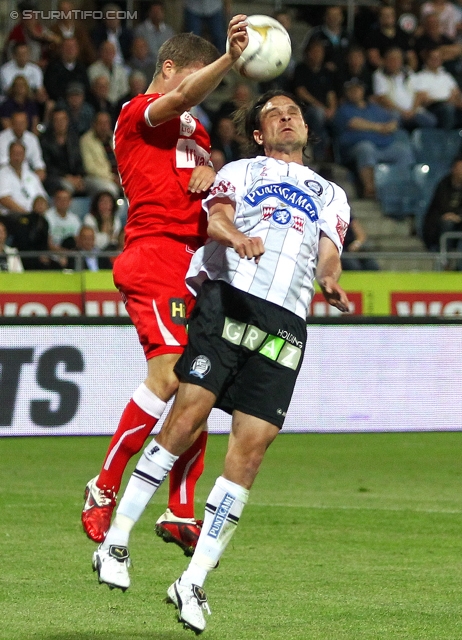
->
xmin=186 ymin=156 xmax=350 ymax=320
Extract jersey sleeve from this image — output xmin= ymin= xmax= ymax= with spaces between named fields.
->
xmin=202 ymin=160 xmax=247 ymax=216
xmin=318 ymin=182 xmax=350 ymax=255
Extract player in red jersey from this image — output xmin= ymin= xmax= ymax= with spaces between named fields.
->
xmin=82 ymin=15 xmax=249 ymax=553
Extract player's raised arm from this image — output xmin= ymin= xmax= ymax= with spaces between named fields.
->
xmin=146 ymin=15 xmax=249 ymax=127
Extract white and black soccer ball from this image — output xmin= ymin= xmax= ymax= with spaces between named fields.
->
xmin=230 ymin=15 xmax=292 ymax=82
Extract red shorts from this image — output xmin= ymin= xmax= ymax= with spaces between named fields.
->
xmin=113 ymin=237 xmax=199 ymax=360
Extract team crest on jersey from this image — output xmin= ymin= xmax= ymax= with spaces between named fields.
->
xmin=180 ymin=112 xmax=196 ymax=137
xmin=336 ymin=215 xmax=348 ymax=245
xmin=304 ymin=180 xmax=323 ymax=196
xmin=261 ymin=206 xmax=305 ymax=233
xmin=271 ymin=208 xmax=292 ymax=227
xmin=190 ymin=355 xmax=211 ymax=378
xmin=244 ymin=182 xmax=318 ymax=221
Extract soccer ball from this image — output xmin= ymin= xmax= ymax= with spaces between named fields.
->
xmin=231 ymin=15 xmax=292 ymax=82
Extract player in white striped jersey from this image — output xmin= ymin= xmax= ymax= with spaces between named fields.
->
xmin=93 ymin=90 xmax=350 ymax=634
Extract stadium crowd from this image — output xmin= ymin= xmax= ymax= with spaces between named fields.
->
xmin=1 ymin=0 xmax=462 ymax=271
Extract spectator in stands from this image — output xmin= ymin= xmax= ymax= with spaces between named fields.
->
xmin=210 ymin=116 xmax=242 ymax=164
xmin=83 ymin=190 xmax=122 ymax=250
xmin=40 ymin=108 xmax=87 ymax=196
xmin=114 ymin=71 xmax=148 ymax=121
xmin=364 ymin=5 xmax=418 ymax=71
xmin=412 ymin=48 xmax=462 ymax=129
xmin=88 ymin=41 xmax=129 ymax=106
xmin=87 ymin=75 xmax=116 ymax=124
xmin=184 ymin=0 xmax=228 ymax=53
xmin=0 ymin=111 xmax=46 ymax=181
xmin=373 ymin=47 xmax=437 ymax=129
xmin=0 ymin=42 xmax=46 ymax=103
xmin=3 ymin=0 xmax=60 ymax=65
xmin=333 ymin=78 xmax=415 ymax=198
xmin=214 ymin=82 xmax=254 ymax=123
xmin=45 ymin=188 xmax=81 ymax=251
xmin=303 ymin=6 xmax=352 ymax=75
xmin=127 ymin=37 xmax=156 ymax=83
xmin=210 ymin=148 xmax=226 ymax=171
xmin=0 ymin=76 xmax=40 ymax=134
xmin=341 ymin=214 xmax=380 ymax=270
xmin=421 ymin=0 xmax=462 ymax=41
xmin=66 ymin=225 xmax=114 ymax=271
xmin=293 ymin=39 xmax=337 ymax=161
xmin=414 ymin=12 xmax=462 ymax=79
xmin=8 ymin=194 xmax=51 ymax=270
xmin=44 ymin=37 xmax=91 ymax=102
xmin=423 ymin=158 xmax=462 ymax=266
xmin=57 ymin=81 xmax=95 ymax=137
xmin=134 ymin=2 xmax=175 ymax=61
xmin=49 ymin=0 xmax=97 ymax=66
xmin=0 ymin=141 xmax=47 ymax=215
xmin=80 ymin=111 xmax=120 ymax=198
xmin=334 ymin=45 xmax=374 ymax=101
xmin=0 ymin=220 xmax=23 ymax=272
xmin=91 ymin=3 xmax=133 ymax=64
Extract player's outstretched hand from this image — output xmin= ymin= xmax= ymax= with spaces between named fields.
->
xmin=188 ymin=166 xmax=216 ymax=193
xmin=227 ymin=15 xmax=249 ymax=61
xmin=320 ymin=277 xmax=350 ymax=313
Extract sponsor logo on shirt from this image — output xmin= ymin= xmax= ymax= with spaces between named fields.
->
xmin=210 ymin=179 xmax=235 ymax=196
xmin=180 ymin=111 xmax=196 ymax=137
xmin=336 ymin=215 xmax=348 ymax=245
xmin=244 ymin=182 xmax=319 ymax=221
xmin=176 ymin=139 xmax=209 ymax=168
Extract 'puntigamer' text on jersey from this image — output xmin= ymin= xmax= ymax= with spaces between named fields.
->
xmin=114 ymin=93 xmax=210 ymax=247
xmin=186 ymin=156 xmax=350 ymax=319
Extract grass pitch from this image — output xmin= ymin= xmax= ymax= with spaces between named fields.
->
xmin=1 ymin=432 xmax=461 ymax=640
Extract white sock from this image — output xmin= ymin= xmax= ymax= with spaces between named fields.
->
xmin=102 ymin=439 xmax=178 ymax=549
xmin=180 ymin=476 xmax=249 ymax=588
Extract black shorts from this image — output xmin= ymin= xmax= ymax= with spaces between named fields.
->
xmin=174 ymin=280 xmax=307 ymax=428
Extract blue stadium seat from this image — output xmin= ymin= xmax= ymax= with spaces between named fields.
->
xmin=411 ymin=163 xmax=449 ymax=238
xmin=70 ymin=196 xmax=91 ymax=220
xmin=410 ymin=128 xmax=462 ymax=167
xmin=374 ymin=164 xmax=416 ymax=218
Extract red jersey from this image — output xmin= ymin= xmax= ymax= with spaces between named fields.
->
xmin=114 ymin=93 xmax=210 ymax=247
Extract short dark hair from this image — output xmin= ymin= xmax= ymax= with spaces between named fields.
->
xmin=234 ymin=90 xmax=306 ymax=156
xmin=154 ymin=33 xmax=219 ymax=77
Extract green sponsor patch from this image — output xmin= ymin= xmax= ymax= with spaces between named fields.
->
xmin=222 ymin=317 xmax=246 ymax=345
xmin=277 ymin=342 xmax=302 ymax=370
xmin=258 ymin=335 xmax=285 ymax=360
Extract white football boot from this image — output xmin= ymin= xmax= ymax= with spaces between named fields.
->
xmin=166 ymin=578 xmax=211 ymax=634
xmin=92 ymin=544 xmax=131 ymax=591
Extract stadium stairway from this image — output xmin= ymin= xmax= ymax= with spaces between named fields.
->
xmin=329 ymin=164 xmax=434 ymax=271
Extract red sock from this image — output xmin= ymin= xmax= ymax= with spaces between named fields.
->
xmin=168 ymin=430 xmax=208 ymax=519
xmin=97 ymin=399 xmax=158 ymax=493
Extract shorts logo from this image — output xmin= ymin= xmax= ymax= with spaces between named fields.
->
xmin=221 ymin=317 xmax=303 ymax=370
xmin=170 ymin=298 xmax=187 ymax=325
xmin=304 ymin=180 xmax=323 ymax=196
xmin=189 ymin=355 xmax=211 ymax=378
